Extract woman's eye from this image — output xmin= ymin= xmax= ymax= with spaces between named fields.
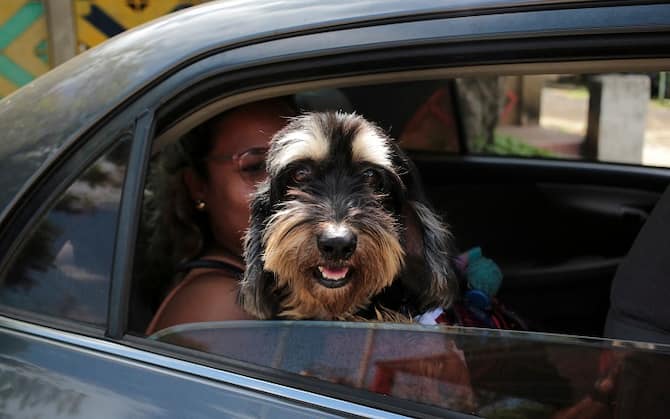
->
xmin=292 ymin=166 xmax=312 ymax=183
xmin=240 ymin=161 xmax=265 ymax=173
xmin=239 ymin=154 xmax=266 ymax=173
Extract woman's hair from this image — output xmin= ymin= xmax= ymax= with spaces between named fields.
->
xmin=136 ymin=97 xmax=298 ymax=309
xmin=134 ymin=133 xmax=210 ymax=313
xmin=154 ymin=133 xmax=212 ymax=265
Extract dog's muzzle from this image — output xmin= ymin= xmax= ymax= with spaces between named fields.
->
xmin=314 ymin=225 xmax=357 ymax=288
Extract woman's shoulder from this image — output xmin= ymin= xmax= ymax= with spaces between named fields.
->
xmin=177 ymin=258 xmax=243 ymax=277
xmin=146 ymin=265 xmax=253 ymax=335
xmin=170 ymin=268 xmax=241 ymax=301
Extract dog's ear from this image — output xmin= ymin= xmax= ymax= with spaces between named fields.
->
xmin=239 ymin=181 xmax=280 ymax=319
xmin=394 ymin=147 xmax=458 ymax=311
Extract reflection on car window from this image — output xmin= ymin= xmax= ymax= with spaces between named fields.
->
xmin=0 ymin=138 xmax=130 ymax=325
xmin=154 ymin=321 xmax=670 ymax=417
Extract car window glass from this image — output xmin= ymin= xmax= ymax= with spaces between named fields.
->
xmin=154 ymin=321 xmax=670 ymax=417
xmin=0 ymin=138 xmax=131 ymax=326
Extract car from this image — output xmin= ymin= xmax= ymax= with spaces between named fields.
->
xmin=1 ymin=0 xmax=670 ymax=417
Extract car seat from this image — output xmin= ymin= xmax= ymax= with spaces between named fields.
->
xmin=604 ymin=185 xmax=670 ymax=344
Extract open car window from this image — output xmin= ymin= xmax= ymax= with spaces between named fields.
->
xmin=135 ymin=70 xmax=670 ymax=332
xmin=133 ymin=66 xmax=670 ymax=416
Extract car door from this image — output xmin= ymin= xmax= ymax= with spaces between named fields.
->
xmin=127 ymin=3 xmax=670 ymax=418
xmin=422 ymin=152 xmax=670 ymax=337
xmin=0 ymin=111 xmax=378 ymax=418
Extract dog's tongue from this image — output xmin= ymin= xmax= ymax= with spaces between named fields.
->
xmin=318 ymin=266 xmax=349 ymax=280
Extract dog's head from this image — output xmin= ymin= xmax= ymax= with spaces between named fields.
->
xmin=240 ymin=112 xmax=457 ymax=319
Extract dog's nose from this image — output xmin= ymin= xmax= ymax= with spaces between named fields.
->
xmin=318 ymin=227 xmax=357 ymax=260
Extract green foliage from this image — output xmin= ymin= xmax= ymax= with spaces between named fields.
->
xmin=474 ymin=133 xmax=556 ymax=157
xmin=652 ymin=98 xmax=670 ymax=109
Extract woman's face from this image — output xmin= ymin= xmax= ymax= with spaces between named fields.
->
xmin=187 ymin=103 xmax=290 ymax=257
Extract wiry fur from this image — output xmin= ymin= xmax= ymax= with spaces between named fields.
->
xmin=240 ymin=112 xmax=457 ymax=320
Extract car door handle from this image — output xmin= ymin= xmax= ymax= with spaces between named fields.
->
xmin=619 ymin=205 xmax=649 ymax=224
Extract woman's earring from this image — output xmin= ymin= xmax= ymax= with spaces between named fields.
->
xmin=195 ymin=199 xmax=206 ymax=211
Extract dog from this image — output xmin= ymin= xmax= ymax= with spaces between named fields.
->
xmin=240 ymin=111 xmax=458 ymax=321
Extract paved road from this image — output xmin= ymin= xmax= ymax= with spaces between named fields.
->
xmin=539 ymin=87 xmax=670 ymax=167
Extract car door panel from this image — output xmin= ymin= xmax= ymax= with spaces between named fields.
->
xmin=413 ymin=155 xmax=669 ymax=336
xmin=0 ymin=326 xmax=348 ymax=419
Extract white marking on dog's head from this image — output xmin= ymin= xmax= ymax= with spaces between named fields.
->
xmin=267 ymin=115 xmax=329 ymax=176
xmin=351 ymin=123 xmax=394 ymax=170
xmin=267 ymin=112 xmax=395 ymax=177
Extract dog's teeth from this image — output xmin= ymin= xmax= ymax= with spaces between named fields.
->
xmin=318 ymin=266 xmax=349 ymax=280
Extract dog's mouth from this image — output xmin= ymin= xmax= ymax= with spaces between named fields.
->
xmin=313 ymin=265 xmax=353 ymax=289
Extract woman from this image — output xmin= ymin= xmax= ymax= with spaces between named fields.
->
xmin=145 ymin=98 xmax=295 ymax=334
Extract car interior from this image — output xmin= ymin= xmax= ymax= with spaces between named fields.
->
xmin=130 ymin=69 xmax=670 ymax=344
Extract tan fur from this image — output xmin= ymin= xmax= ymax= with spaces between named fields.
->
xmin=263 ymin=201 xmax=405 ymax=319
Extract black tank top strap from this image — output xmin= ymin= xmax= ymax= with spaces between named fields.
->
xmin=176 ymin=258 xmax=244 ymax=279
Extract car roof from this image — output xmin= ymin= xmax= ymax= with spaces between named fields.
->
xmin=0 ymin=0 xmax=639 ymax=214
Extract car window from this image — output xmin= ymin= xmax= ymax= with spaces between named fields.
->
xmin=138 ymin=77 xmax=670 ymax=331
xmin=138 ymin=70 xmax=670 ymax=416
xmin=153 ymin=321 xmax=670 ymax=417
xmin=456 ymin=72 xmax=670 ymax=167
xmin=0 ymin=138 xmax=131 ymax=326
xmin=297 ymin=73 xmax=670 ymax=168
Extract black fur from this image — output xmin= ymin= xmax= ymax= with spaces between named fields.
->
xmin=240 ymin=112 xmax=457 ymax=320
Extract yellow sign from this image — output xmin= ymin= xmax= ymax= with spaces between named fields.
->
xmin=74 ymin=0 xmax=208 ymax=51
xmin=0 ymin=0 xmax=49 ymax=97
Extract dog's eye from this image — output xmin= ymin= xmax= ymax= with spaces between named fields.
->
xmin=292 ymin=166 xmax=313 ymax=183
xmin=362 ymin=168 xmax=383 ymax=190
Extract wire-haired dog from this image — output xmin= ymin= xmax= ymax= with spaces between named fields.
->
xmin=240 ymin=112 xmax=457 ymax=320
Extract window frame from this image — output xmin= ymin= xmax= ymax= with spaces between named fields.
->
xmin=117 ymin=20 xmax=670 ymax=417
xmin=108 ymin=111 xmax=155 ymax=339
